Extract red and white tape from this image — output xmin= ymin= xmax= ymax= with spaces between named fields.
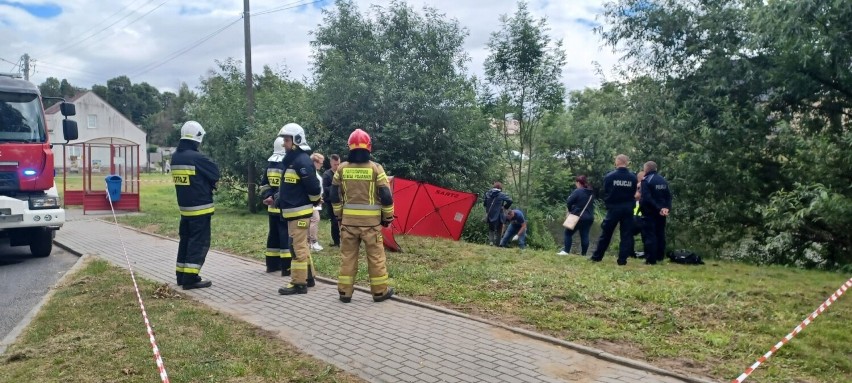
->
xmin=106 ymin=187 xmax=170 ymax=383
xmin=732 ymin=277 xmax=852 ymax=383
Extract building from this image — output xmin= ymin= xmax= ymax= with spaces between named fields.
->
xmin=45 ymin=91 xmax=147 ymax=173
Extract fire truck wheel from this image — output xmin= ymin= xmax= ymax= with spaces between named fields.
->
xmin=29 ymin=228 xmax=54 ymax=258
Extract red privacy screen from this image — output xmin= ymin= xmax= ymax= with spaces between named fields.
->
xmin=390 ymin=177 xmax=478 ymax=241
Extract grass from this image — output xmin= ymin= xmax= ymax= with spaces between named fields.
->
xmin=112 ymin=174 xmax=852 ymax=383
xmin=0 ymin=258 xmax=363 ymax=383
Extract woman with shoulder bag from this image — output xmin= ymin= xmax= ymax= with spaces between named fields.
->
xmin=558 ymin=175 xmax=595 ymax=256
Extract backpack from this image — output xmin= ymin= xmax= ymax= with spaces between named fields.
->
xmin=668 ymin=249 xmax=704 ymax=265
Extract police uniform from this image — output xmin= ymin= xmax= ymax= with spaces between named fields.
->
xmin=590 ymin=166 xmax=636 ymax=265
xmin=640 ymin=170 xmax=672 ymax=264
xmin=330 ymin=129 xmax=395 ymax=303
xmin=276 ymin=123 xmax=322 ymax=295
xmin=259 ymin=137 xmax=290 ymax=274
xmin=171 ymin=121 xmax=220 ymax=289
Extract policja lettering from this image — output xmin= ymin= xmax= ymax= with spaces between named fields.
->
xmin=614 ymin=180 xmax=633 ymax=187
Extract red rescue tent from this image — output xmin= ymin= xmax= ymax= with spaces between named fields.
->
xmin=382 ymin=177 xmax=478 ymax=252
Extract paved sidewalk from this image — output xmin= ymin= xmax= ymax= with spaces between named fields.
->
xmin=55 ymin=217 xmax=711 ymax=383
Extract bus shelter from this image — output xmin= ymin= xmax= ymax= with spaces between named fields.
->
xmin=62 ymin=137 xmax=141 ymax=213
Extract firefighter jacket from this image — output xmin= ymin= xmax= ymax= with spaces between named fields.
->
xmin=170 ymin=140 xmax=220 ymax=217
xmin=274 ymin=150 xmax=322 ymax=221
xmin=259 ymin=160 xmax=284 ymax=215
xmin=330 ymin=161 xmax=394 ymax=227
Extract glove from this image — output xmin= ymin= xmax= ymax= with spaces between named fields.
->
xmin=512 ymin=235 xmax=519 ymax=242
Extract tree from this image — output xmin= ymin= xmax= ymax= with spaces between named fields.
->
xmin=598 ymin=0 xmax=851 ymax=267
xmin=483 ymin=1 xmax=566 ymax=206
xmin=188 ymin=60 xmax=315 ymax=209
xmin=39 ymin=77 xmax=82 ymax=107
xmin=311 ymin=0 xmax=501 ymax=193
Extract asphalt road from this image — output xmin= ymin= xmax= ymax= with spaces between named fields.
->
xmin=0 ymin=241 xmax=79 ymax=347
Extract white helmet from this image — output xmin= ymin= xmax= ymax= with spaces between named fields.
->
xmin=268 ymin=136 xmax=286 ymax=162
xmin=180 ymin=121 xmax=206 ymax=143
xmin=272 ymin=136 xmax=285 ymax=155
xmin=277 ymin=122 xmax=310 ymax=151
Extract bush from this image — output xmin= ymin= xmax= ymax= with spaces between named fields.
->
xmin=723 ymin=183 xmax=852 ymax=269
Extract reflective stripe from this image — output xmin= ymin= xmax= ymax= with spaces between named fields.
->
xmin=266 ymin=169 xmax=283 ymax=175
xmin=176 ymin=266 xmax=200 ymax=274
xmin=343 ymin=203 xmax=381 ymax=210
xmin=265 ymin=250 xmax=279 ymax=257
xmin=343 ymin=209 xmax=381 ymax=216
xmin=171 ymin=165 xmax=196 ymax=171
xmin=180 ymin=203 xmax=214 ymax=212
xmin=281 ymin=252 xmax=292 ymax=258
xmin=180 ymin=207 xmax=215 ymax=216
xmin=381 ymin=207 xmax=394 ymax=213
xmin=376 ymin=173 xmax=388 ymax=182
xmin=171 ymin=169 xmax=196 ymax=176
xmin=370 ymin=275 xmax=388 ymax=285
xmin=281 ymin=205 xmax=314 ymax=218
xmin=308 ymin=194 xmax=321 ymax=202
xmin=267 ymin=207 xmax=281 ymax=213
xmin=338 ymin=276 xmax=354 ymax=285
xmin=291 ymin=261 xmax=308 ymax=270
xmin=176 ymin=262 xmax=202 ymax=269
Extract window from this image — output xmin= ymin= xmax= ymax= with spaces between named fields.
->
xmin=87 ymin=114 xmax=97 ymax=129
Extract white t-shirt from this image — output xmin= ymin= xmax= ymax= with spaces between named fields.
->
xmin=314 ymin=171 xmax=323 ymax=210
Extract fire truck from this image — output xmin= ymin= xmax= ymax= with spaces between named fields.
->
xmin=0 ymin=73 xmax=77 ymax=257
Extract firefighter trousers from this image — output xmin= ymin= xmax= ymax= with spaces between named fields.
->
xmin=287 ymin=218 xmax=315 ymax=285
xmin=176 ymin=215 xmax=211 ymax=285
xmin=265 ymin=215 xmax=290 ymax=272
xmin=337 ymin=225 xmax=389 ymax=298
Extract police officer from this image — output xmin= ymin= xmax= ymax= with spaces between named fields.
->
xmin=639 ymin=161 xmax=672 ymax=264
xmin=330 ymin=129 xmax=395 ymax=303
xmin=259 ymin=137 xmax=290 ymax=274
xmin=171 ymin=121 xmax=220 ymax=289
xmin=276 ymin=123 xmax=322 ymax=295
xmin=590 ymin=154 xmax=636 ymax=265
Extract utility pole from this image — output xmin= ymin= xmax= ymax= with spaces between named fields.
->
xmin=243 ymin=0 xmax=257 ymax=213
xmin=21 ymin=54 xmax=30 ymax=80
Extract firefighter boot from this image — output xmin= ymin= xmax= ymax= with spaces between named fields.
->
xmin=373 ymin=287 xmax=395 ymax=302
xmin=306 ymin=257 xmax=316 ymax=287
xmin=278 ymin=283 xmax=307 ymax=295
xmin=183 ymin=279 xmax=213 ymax=290
xmin=339 ymin=291 xmax=352 ymax=303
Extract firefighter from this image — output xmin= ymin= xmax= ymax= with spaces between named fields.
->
xmin=259 ymin=136 xmax=290 ymax=274
xmin=276 ymin=123 xmax=322 ymax=295
xmin=330 ymin=129 xmax=395 ymax=303
xmin=171 ymin=121 xmax=220 ymax=290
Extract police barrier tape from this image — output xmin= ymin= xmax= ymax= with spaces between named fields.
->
xmin=105 ymin=184 xmax=170 ymax=383
xmin=732 ymin=277 xmax=852 ymax=383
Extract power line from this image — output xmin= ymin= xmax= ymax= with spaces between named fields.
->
xmin=31 ymin=0 xmax=147 ymax=58
xmin=71 ymin=0 xmax=171 ymax=54
xmin=50 ymin=0 xmax=160 ymax=57
xmin=130 ymin=17 xmax=243 ymax=78
xmin=251 ymin=0 xmax=324 ymax=17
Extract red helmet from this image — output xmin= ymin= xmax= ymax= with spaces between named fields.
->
xmin=348 ymin=129 xmax=372 ymax=152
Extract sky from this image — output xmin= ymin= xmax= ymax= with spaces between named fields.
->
xmin=0 ymin=0 xmax=621 ymax=94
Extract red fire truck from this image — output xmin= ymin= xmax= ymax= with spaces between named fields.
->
xmin=0 ymin=73 xmax=77 ymax=257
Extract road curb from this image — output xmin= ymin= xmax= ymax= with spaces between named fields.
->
xmin=0 ymin=252 xmax=89 ymax=356
xmin=58 ymin=220 xmax=719 ymax=383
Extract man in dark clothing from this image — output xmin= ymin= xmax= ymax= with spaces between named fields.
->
xmin=639 ymin=161 xmax=672 ymax=264
xmin=499 ymin=209 xmax=528 ymax=249
xmin=590 ymin=154 xmax=637 ymax=265
xmin=322 ymin=154 xmax=341 ymax=247
xmin=171 ymin=121 xmax=220 ymax=289
xmin=484 ymin=182 xmax=512 ymax=246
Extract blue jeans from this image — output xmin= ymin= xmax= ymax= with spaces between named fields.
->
xmin=499 ymin=223 xmax=526 ymax=249
xmin=564 ymin=218 xmax=593 ymax=255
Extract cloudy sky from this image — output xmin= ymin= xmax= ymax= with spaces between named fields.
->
xmin=1 ymin=0 xmax=620 ymax=94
